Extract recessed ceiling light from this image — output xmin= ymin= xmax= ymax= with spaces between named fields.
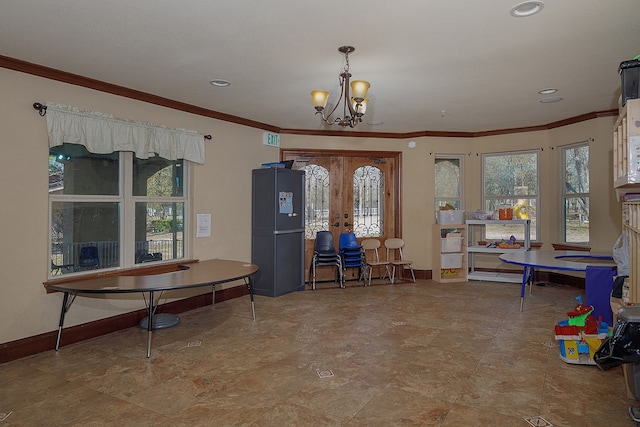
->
xmin=210 ymin=79 xmax=231 ymax=87
xmin=510 ymin=1 xmax=544 ymax=17
xmin=540 ymin=96 xmax=563 ymax=103
xmin=538 ymin=88 xmax=557 ymax=95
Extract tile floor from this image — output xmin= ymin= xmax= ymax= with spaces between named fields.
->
xmin=1 ymin=279 xmax=638 ymax=426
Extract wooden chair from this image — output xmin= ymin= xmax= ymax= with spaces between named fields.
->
xmin=360 ymin=239 xmax=390 ymax=286
xmin=385 ymin=238 xmax=415 ymax=284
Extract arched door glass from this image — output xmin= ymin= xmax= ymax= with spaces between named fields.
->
xmin=352 ymin=165 xmax=384 ymax=237
xmin=303 ymin=164 xmax=330 ymax=239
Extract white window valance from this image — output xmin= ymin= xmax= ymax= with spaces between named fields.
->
xmin=45 ymin=102 xmax=206 ymax=164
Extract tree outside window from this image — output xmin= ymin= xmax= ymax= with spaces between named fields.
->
xmin=435 ymin=155 xmax=463 ymax=220
xmin=562 ymin=143 xmax=589 ymax=244
xmin=482 ymin=150 xmax=538 ymax=241
xmin=49 ymin=144 xmax=187 ymax=276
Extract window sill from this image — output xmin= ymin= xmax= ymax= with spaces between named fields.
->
xmin=477 ymin=241 xmax=543 ymax=250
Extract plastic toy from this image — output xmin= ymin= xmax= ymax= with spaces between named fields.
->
xmin=554 ymin=296 xmax=609 ymax=365
xmin=491 ymin=235 xmax=521 ymax=249
xmin=513 ymin=200 xmax=536 ymax=219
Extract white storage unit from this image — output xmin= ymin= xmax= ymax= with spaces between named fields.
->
xmin=441 ymin=253 xmax=464 ymax=268
xmin=466 ymin=219 xmax=531 ymax=283
xmin=441 ymin=236 xmax=463 ymax=252
xmin=432 ymin=224 xmax=467 ymax=283
xmin=614 ymin=99 xmax=640 ymax=200
xmin=622 ymin=201 xmax=640 ymax=305
xmin=613 ymin=100 xmax=640 ymax=303
xmin=438 ymin=210 xmax=465 ymax=225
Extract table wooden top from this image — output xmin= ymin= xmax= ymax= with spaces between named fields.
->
xmin=45 ymin=259 xmax=258 ymax=294
xmin=499 ymin=250 xmax=615 ymax=272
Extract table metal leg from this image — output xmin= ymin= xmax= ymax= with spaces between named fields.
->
xmin=55 ymin=292 xmax=76 ymax=351
xmin=55 ymin=292 xmax=69 ymax=351
xmin=212 ymin=284 xmax=216 ymax=307
xmin=246 ymin=277 xmax=256 ymax=321
xmin=520 ymin=266 xmax=535 ymax=312
xmin=146 ymin=290 xmax=154 ymax=358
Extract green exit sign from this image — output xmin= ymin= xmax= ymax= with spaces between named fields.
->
xmin=263 ymin=132 xmax=280 ymax=147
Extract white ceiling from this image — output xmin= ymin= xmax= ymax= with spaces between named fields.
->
xmin=1 ymin=0 xmax=639 ymax=134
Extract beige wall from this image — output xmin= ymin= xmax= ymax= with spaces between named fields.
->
xmin=0 ymin=68 xmax=279 ymax=343
xmin=0 ymin=67 xmax=621 ymax=345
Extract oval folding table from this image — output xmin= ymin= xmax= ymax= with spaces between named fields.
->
xmin=498 ymin=250 xmax=616 ymax=312
xmin=45 ymin=259 xmax=259 ymax=358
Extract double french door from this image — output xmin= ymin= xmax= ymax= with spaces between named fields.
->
xmin=281 ymin=149 xmax=401 ymax=283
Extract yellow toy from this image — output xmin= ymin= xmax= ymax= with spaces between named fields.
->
xmin=513 ymin=199 xmax=535 ymax=219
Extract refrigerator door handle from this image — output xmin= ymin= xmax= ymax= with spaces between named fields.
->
xmin=273 ymin=228 xmax=305 ymax=235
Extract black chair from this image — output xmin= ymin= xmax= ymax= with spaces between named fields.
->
xmin=339 ymin=232 xmax=365 ymax=284
xmin=76 ymin=246 xmax=99 ymax=270
xmin=136 ymin=250 xmax=163 ymax=264
xmin=51 ymin=259 xmax=74 ymax=275
xmin=311 ymin=231 xmax=344 ymax=290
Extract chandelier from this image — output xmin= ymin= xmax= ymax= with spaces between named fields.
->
xmin=311 ymin=46 xmax=371 ymax=128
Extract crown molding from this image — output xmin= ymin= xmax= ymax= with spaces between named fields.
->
xmin=1 ymin=55 xmax=617 ymax=139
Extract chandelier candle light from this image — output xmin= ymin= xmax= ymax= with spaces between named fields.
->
xmin=311 ymin=46 xmax=371 ymax=128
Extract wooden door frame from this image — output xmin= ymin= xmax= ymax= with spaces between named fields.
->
xmin=280 ymin=148 xmax=403 ymax=238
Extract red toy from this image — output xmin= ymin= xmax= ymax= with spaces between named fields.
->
xmin=554 ymin=296 xmax=599 ymax=337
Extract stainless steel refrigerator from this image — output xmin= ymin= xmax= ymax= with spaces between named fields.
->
xmin=251 ymin=168 xmax=305 ymax=297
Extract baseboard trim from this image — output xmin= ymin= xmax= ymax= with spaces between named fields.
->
xmin=0 ymin=286 xmax=248 ymax=364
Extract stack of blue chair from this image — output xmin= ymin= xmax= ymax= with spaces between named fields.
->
xmin=339 ymin=232 xmax=365 ymax=284
xmin=311 ymin=231 xmax=344 ymax=290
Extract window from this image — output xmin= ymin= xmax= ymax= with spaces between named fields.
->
xmin=303 ymin=164 xmax=330 ymax=239
xmin=435 ymin=155 xmax=463 ymax=216
xmin=482 ymin=150 xmax=538 ymax=241
xmin=352 ymin=165 xmax=384 ymax=237
xmin=49 ymin=143 xmax=187 ymax=276
xmin=562 ymin=142 xmax=589 ymax=244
